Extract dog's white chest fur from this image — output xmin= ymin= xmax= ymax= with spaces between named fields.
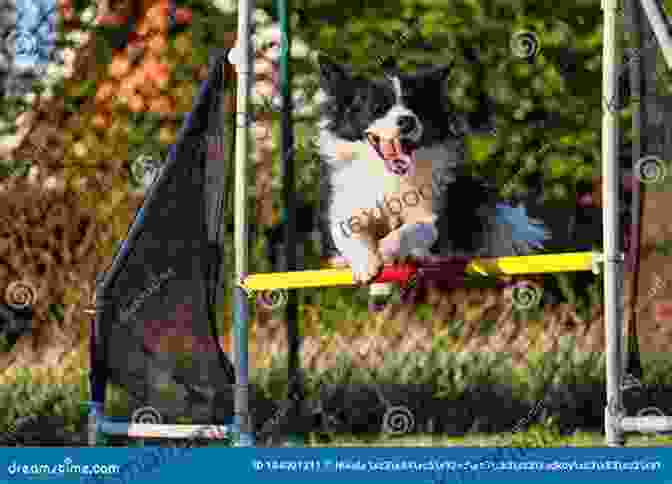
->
xmin=320 ymin=135 xmax=402 ymax=221
xmin=319 ymin=128 xmax=462 ymax=224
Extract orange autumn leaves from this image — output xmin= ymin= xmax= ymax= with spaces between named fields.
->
xmin=93 ymin=0 xmax=194 ymax=119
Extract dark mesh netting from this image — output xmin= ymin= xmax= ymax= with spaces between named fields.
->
xmin=91 ymin=50 xmax=237 ymax=425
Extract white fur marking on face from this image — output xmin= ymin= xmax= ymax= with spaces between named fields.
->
xmin=366 ymin=105 xmax=415 ymax=136
xmin=391 ymin=76 xmax=403 ymax=105
xmin=364 ymin=77 xmax=425 ymax=142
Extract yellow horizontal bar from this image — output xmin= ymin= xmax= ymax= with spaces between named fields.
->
xmin=466 ymin=251 xmax=595 ymax=276
xmin=240 ymin=252 xmax=597 ymax=292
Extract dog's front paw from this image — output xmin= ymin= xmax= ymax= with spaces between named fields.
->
xmin=350 ymin=249 xmax=383 ymax=285
xmin=379 ymin=223 xmax=438 ymax=264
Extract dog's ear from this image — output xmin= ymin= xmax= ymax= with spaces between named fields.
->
xmin=426 ymin=61 xmax=454 ymax=83
xmin=318 ymin=54 xmax=351 ymax=92
xmin=408 ymin=61 xmax=454 ymax=89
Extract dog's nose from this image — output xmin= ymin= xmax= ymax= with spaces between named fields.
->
xmin=397 ymin=116 xmax=416 ymax=135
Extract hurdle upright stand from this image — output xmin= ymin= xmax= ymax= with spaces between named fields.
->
xmin=602 ymin=0 xmax=626 ymax=447
xmin=232 ymin=0 xmax=255 ymax=447
xmin=606 ymin=0 xmax=672 ymax=443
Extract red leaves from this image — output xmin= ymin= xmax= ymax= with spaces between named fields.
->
xmin=97 ymin=13 xmax=129 ymax=26
xmin=173 ymin=8 xmax=193 ymax=25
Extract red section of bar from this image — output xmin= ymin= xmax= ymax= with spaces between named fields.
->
xmin=374 ymin=264 xmax=418 ymax=283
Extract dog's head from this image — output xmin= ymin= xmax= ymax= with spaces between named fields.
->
xmin=317 ymin=55 xmax=456 ymax=170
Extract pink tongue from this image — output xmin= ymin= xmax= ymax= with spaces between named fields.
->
xmin=380 ymin=138 xmax=413 ymax=164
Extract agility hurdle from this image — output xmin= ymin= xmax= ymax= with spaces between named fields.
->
xmin=86 ymin=0 xmax=672 ymax=447
xmin=85 ymin=0 xmax=671 ymax=446
xmin=240 ymin=252 xmax=601 ymax=292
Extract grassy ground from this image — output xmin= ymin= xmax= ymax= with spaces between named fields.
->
xmin=307 ymin=431 xmax=672 ymax=447
xmin=4 ymin=337 xmax=672 ymax=447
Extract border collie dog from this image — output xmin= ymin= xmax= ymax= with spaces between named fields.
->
xmin=316 ymin=55 xmax=550 ymax=310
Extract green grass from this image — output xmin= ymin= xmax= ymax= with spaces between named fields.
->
xmin=3 ymin=336 xmax=672 ymax=447
xmin=309 ymin=431 xmax=672 ymax=447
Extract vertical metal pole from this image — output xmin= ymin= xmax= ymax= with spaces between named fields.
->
xmin=233 ymin=0 xmax=255 ymax=447
xmin=625 ymin=0 xmax=644 ymax=382
xmin=603 ymin=0 xmax=626 ymax=447
xmin=278 ymin=0 xmax=302 ymax=433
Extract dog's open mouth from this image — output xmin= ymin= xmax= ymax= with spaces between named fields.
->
xmin=366 ymin=133 xmax=417 ymax=176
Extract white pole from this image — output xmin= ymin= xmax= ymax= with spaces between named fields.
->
xmin=603 ymin=0 xmax=625 ymax=446
xmin=233 ymin=0 xmax=254 ymax=446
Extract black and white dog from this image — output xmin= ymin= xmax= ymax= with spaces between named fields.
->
xmin=316 ymin=55 xmax=551 ymax=309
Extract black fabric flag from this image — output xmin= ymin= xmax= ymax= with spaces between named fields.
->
xmin=90 ymin=50 xmax=236 ymax=425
